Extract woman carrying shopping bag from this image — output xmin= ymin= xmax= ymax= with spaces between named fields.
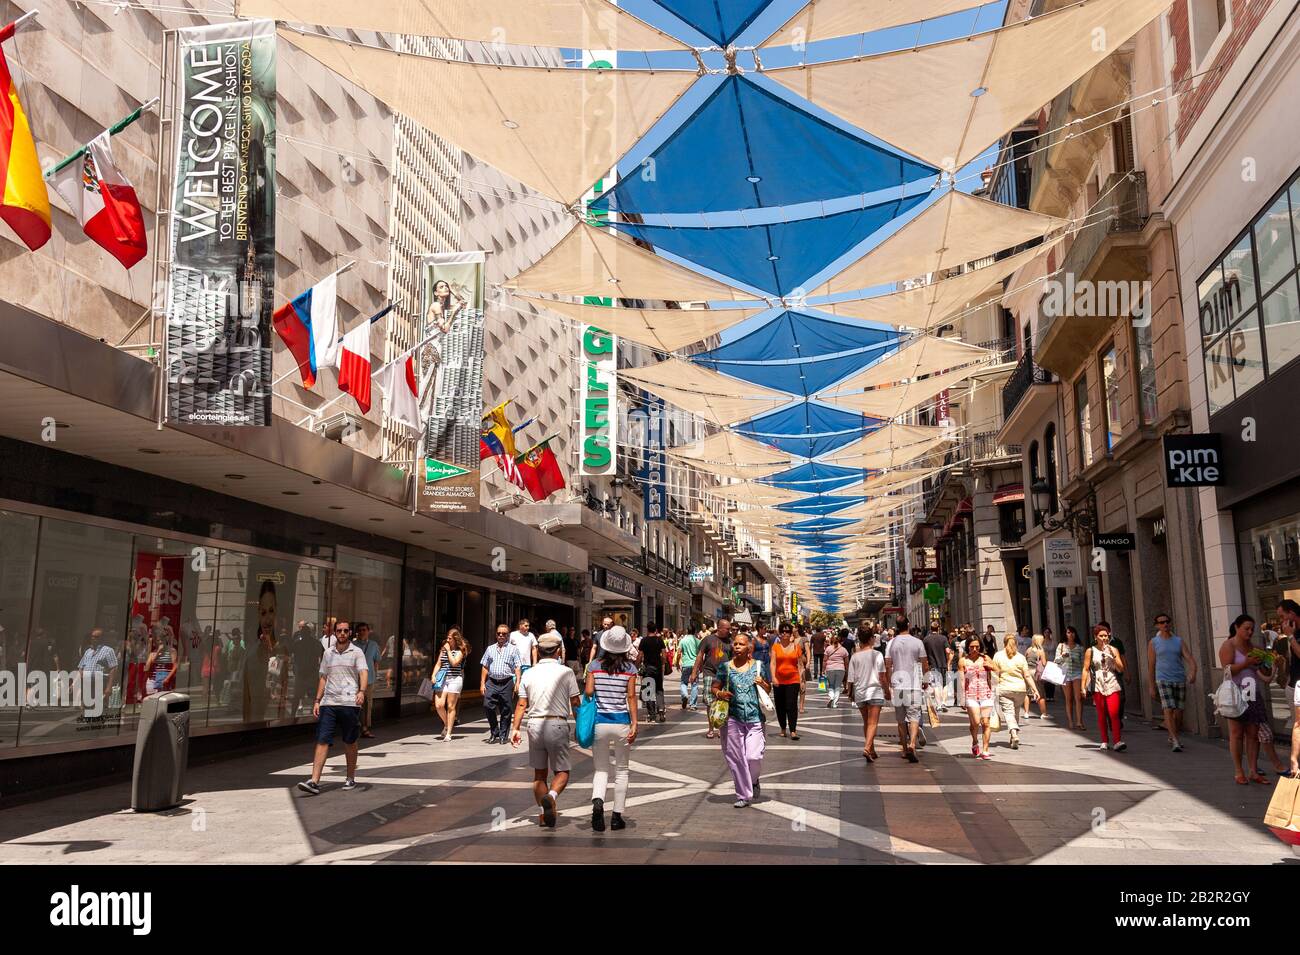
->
xmin=712 ymin=632 xmax=770 ymax=808
xmin=585 ymin=626 xmax=639 ymax=832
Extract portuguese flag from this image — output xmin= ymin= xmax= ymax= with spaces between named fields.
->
xmin=516 ymin=438 xmax=566 ymax=502
xmin=0 ymin=20 xmax=51 ymax=252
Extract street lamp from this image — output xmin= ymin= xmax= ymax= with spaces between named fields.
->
xmin=610 ymin=476 xmax=625 ymax=516
xmin=1030 ymin=479 xmax=1096 ymax=535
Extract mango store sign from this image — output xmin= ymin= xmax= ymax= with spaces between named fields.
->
xmin=580 ymin=326 xmax=617 ymax=476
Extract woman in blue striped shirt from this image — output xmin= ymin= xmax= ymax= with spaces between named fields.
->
xmin=584 ymin=626 xmax=639 ymax=833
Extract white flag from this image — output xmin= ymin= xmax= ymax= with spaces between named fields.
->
xmin=310 ymin=271 xmax=339 ymax=372
xmin=375 ymin=348 xmax=420 ymax=430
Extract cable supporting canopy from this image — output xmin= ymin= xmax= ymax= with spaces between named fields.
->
xmin=762 ymin=0 xmax=985 ymax=49
xmin=515 ymin=295 xmax=763 ymax=351
xmin=621 ymin=358 xmax=792 ymax=426
xmin=818 ymin=365 xmax=978 ymax=418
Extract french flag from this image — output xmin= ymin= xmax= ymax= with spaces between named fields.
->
xmin=336 ymin=323 xmax=372 ymax=414
xmin=272 ymin=272 xmax=338 ymax=388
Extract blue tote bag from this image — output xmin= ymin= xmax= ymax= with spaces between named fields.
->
xmin=575 ymin=695 xmax=597 ymax=748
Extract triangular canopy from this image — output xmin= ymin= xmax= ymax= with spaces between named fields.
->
xmin=833 ymin=336 xmax=994 ymax=392
xmin=242 ymin=0 xmax=687 ymax=50
xmin=667 ymin=430 xmax=791 ymax=480
xmin=518 ymin=296 xmax=760 ymax=351
xmin=813 ymin=242 xmax=1055 ymax=329
xmin=767 ymin=0 xmax=1169 ymax=171
xmin=696 ymin=346 xmax=899 ymax=396
xmin=761 ymin=461 xmax=866 ymax=494
xmin=762 ymin=0 xmax=984 ymax=48
xmin=712 ymin=482 xmax=805 ymax=506
xmin=616 ymin=192 xmax=927 ymax=297
xmin=777 ymin=495 xmax=867 ymax=516
xmin=652 ymin=0 xmax=778 ymax=44
xmin=504 ymin=222 xmax=749 ymax=303
xmin=732 ymin=402 xmax=882 ymax=457
xmin=622 ymin=358 xmax=792 ymax=426
xmin=593 ymin=77 xmax=936 ymax=216
xmin=834 ymin=492 xmax=924 ymax=520
xmin=813 ymin=191 xmax=1066 ymax=296
xmin=281 ymin=29 xmax=695 ymax=206
xmin=697 ymin=310 xmax=900 ymax=362
xmin=819 ymin=365 xmax=977 ymax=418
xmin=827 ymin=424 xmax=951 ymax=469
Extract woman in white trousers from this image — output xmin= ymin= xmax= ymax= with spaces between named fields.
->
xmin=585 ymin=628 xmax=640 ymax=832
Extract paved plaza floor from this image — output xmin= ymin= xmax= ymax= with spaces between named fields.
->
xmin=1 ymin=680 xmax=1295 ymax=865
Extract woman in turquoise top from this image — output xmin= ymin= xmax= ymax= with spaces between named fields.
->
xmin=713 ymin=633 xmax=770 ymax=808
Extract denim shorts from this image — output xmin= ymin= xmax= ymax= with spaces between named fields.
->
xmin=317 ymin=704 xmax=361 ymax=745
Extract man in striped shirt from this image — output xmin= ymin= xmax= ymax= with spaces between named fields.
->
xmin=480 ymin=625 xmax=521 ymax=744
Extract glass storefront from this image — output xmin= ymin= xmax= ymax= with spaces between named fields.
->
xmin=1200 ymin=164 xmax=1300 ymax=416
xmin=1239 ymin=513 xmax=1300 ymax=729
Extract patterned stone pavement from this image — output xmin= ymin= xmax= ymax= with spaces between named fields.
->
xmin=0 ymin=678 xmax=1295 ymax=865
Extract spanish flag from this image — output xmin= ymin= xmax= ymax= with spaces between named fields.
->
xmin=0 ymin=20 xmax=50 ymax=251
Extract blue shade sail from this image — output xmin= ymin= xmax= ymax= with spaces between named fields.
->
xmin=694 ymin=343 xmax=898 ymax=395
xmin=594 ymin=77 xmax=937 ymax=216
xmin=615 ymin=192 xmax=926 ymax=298
xmin=776 ymin=495 xmax=867 ymax=516
xmin=649 ymin=0 xmax=776 ymax=45
xmin=781 ymin=516 xmax=860 ymax=532
xmin=762 ymin=461 xmax=866 ymax=494
xmin=697 ymin=310 xmax=900 ymax=362
xmin=733 ymin=402 xmax=883 ymax=457
xmin=784 ymin=534 xmax=856 ymax=546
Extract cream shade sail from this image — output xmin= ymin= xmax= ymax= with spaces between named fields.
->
xmin=834 ymin=493 xmax=923 ymax=520
xmin=861 ymin=467 xmax=941 ymax=495
xmin=767 ymin=0 xmax=1168 ymax=172
xmin=712 ymin=483 xmax=805 ymax=507
xmin=504 ymin=222 xmax=749 ymax=302
xmin=242 ymin=0 xmax=687 ymax=50
xmin=813 ymin=191 xmax=1066 ymax=296
xmin=669 ymin=431 xmax=791 ymax=480
xmin=827 ymin=424 xmax=951 ymax=468
xmin=621 ymin=359 xmax=792 ymax=427
xmin=815 ymin=242 xmax=1055 ymax=329
xmin=280 ymin=30 xmax=695 ymax=206
xmin=763 ymin=0 xmax=982 ymax=48
xmin=820 ymin=365 xmax=977 ymax=418
xmin=515 ymin=295 xmax=761 ymax=351
xmin=834 ymin=337 xmax=994 ymax=393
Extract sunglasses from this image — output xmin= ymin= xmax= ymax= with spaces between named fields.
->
xmin=336 ymin=627 xmax=352 ymax=634
xmin=1156 ymin=619 xmax=1171 ymax=625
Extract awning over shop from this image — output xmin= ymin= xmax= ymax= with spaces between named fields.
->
xmin=993 ymin=483 xmax=1025 ymax=505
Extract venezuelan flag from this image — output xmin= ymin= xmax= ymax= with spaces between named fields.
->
xmin=0 ymin=21 xmax=51 ymax=252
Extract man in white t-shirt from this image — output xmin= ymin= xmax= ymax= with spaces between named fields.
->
xmin=884 ymin=618 xmax=929 ymax=764
xmin=510 ymin=619 xmax=538 ymax=676
xmin=297 ymin=621 xmax=368 ymax=796
xmin=510 ymin=634 xmax=580 ymax=828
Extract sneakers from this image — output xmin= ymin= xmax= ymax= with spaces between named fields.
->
xmin=978 ymin=750 xmax=992 ymax=760
xmin=296 ymin=779 xmax=321 ymax=796
xmin=610 ymin=813 xmax=626 ymax=831
xmin=591 ymin=798 xmax=606 ymax=832
xmin=1171 ymin=739 xmax=1183 ymax=752
xmin=342 ymin=779 xmax=357 ymax=791
xmin=1113 ymin=741 xmax=1128 ymax=752
xmin=732 ymin=798 xmax=750 ymax=808
xmin=540 ymin=793 xmax=557 ymax=828
xmin=1098 ymin=742 xmax=1111 ymax=751
xmin=905 ymin=747 xmax=919 ymax=763
xmin=1010 ymin=734 xmax=1020 ymax=750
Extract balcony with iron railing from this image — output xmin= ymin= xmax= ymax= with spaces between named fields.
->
xmin=1002 ymin=350 xmax=1053 ymax=424
xmin=973 ymin=336 xmax=1017 ymax=365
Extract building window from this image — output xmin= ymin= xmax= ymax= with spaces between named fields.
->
xmin=1199 ymin=166 xmax=1300 ymax=416
xmin=1100 ymin=342 xmax=1121 ymax=451
xmin=1045 ymin=423 xmax=1060 ymax=515
xmin=1075 ymin=374 xmax=1094 ymax=470
xmin=1189 ymin=0 xmax=1231 ymax=69
xmin=1028 ymin=440 xmax=1042 ymax=525
xmin=1134 ymin=316 xmax=1158 ymax=426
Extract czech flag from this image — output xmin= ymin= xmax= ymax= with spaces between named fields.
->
xmin=335 ymin=322 xmax=372 ymax=414
xmin=375 ymin=348 xmax=420 ymax=430
xmin=272 ymin=272 xmax=338 ymax=388
xmin=0 ymin=21 xmax=51 ymax=252
xmin=51 ymin=130 xmax=147 ymax=268
xmin=516 ymin=439 xmax=565 ymax=502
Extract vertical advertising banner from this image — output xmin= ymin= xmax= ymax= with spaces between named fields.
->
xmin=421 ymin=252 xmax=486 ymax=513
xmin=579 ymin=325 xmax=618 ymax=475
xmin=642 ymin=394 xmax=665 ymax=521
xmin=166 ymin=20 xmax=277 ymax=426
xmin=130 ymin=553 xmax=186 ymax=639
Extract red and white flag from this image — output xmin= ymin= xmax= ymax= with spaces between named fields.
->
xmin=335 ymin=323 xmax=372 ymax=414
xmin=375 ymin=348 xmax=419 ymax=430
xmin=51 ymin=130 xmax=147 ymax=269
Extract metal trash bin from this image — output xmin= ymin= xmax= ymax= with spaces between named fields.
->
xmin=131 ymin=692 xmax=190 ymax=812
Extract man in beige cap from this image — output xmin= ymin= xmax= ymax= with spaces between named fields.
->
xmin=511 ymin=632 xmax=581 ymax=828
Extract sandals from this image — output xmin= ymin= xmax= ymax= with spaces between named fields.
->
xmin=789 ymin=733 xmax=800 ymax=741
xmin=1234 ymin=774 xmax=1249 ymax=785
xmin=1250 ymin=773 xmax=1269 ymax=785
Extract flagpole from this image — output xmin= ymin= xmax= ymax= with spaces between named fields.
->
xmin=44 ymin=98 xmax=161 ymax=179
xmin=8 ymin=10 xmax=39 ymax=31
xmin=268 ymin=261 xmax=362 ymax=389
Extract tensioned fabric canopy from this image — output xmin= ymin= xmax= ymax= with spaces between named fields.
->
xmin=621 ymin=358 xmax=791 ymax=426
xmin=652 ymin=0 xmax=778 ymax=45
xmin=695 ymin=345 xmax=899 ymax=395
xmin=813 ymin=241 xmax=1056 ymax=329
xmin=700 ymin=310 xmax=900 ymax=362
xmin=762 ymin=461 xmax=866 ymax=494
xmin=614 ymin=191 xmax=928 ymax=298
xmin=762 ymin=0 xmax=983 ymax=48
xmin=516 ymin=296 xmax=764 ymax=352
xmin=592 ymin=76 xmax=937 ymax=216
xmin=732 ymin=402 xmax=882 ymax=457
xmin=833 ymin=493 xmax=924 ymax=520
xmin=280 ymin=30 xmax=695 ymax=206
xmin=833 ymin=336 xmax=994 ymax=393
xmin=827 ymin=424 xmax=951 ymax=468
xmin=820 ymin=365 xmax=976 ymax=418
xmin=241 ymin=0 xmax=687 ymax=50
xmin=812 ymin=190 xmax=1067 ymax=297
xmin=711 ymin=482 xmax=804 ymax=506
xmin=767 ymin=0 xmax=1169 ymax=172
xmin=777 ymin=495 xmax=866 ymax=516
xmin=667 ymin=430 xmax=791 ymax=479
xmin=504 ymin=222 xmax=749 ymax=302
